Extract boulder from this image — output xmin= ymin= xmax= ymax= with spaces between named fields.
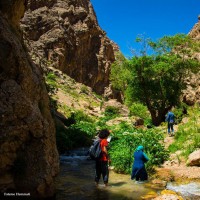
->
xmin=187 ymin=149 xmax=200 ymax=166
xmin=153 ymin=190 xmax=184 ymax=200
xmin=134 ymin=117 xmax=144 ymax=126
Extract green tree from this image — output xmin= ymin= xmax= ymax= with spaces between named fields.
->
xmin=110 ymin=52 xmax=131 ymax=95
xmin=111 ymin=34 xmax=200 ymax=125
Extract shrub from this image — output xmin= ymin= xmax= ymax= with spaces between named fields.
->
xmin=173 ymin=103 xmax=188 ymax=124
xmin=80 ymin=85 xmax=89 ymax=94
xmin=55 ymin=119 xmax=73 ymax=153
xmin=73 ymin=110 xmax=94 ymax=123
xmin=45 ymin=72 xmax=58 ymax=94
xmin=66 ymin=125 xmax=94 ymax=148
xmin=55 ymin=111 xmax=97 ymax=153
xmin=109 ymin=123 xmax=169 ymax=174
xmin=70 ymin=121 xmax=97 ymax=137
xmin=168 ymin=104 xmax=200 ymax=158
xmin=129 ymin=103 xmax=149 ymax=118
xmin=105 ymin=106 xmax=119 ymax=118
xmin=129 ymin=102 xmax=151 ymax=125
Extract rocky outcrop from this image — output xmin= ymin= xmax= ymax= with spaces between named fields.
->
xmin=189 ymin=15 xmax=200 ymax=40
xmin=183 ymin=74 xmax=200 ymax=105
xmin=153 ymin=190 xmax=184 ymax=200
xmin=0 ymin=0 xmax=59 ymax=198
xmin=21 ymin=0 xmax=118 ymax=95
xmin=187 ymin=149 xmax=200 ymax=166
xmin=183 ymin=17 xmax=200 ymax=105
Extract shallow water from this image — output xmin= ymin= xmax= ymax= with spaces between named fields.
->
xmin=55 ymin=148 xmax=200 ymax=200
xmin=167 ymin=182 xmax=200 ymax=200
xmin=55 ymin=149 xmax=162 ymax=200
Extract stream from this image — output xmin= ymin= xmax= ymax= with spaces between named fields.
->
xmin=55 ymin=148 xmax=200 ymax=200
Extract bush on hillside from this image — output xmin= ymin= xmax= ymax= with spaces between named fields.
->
xmin=55 ymin=110 xmax=97 ymax=153
xmin=168 ymin=104 xmax=200 ymax=158
xmin=105 ymin=106 xmax=119 ymax=117
xmin=173 ymin=103 xmax=188 ymax=124
xmin=109 ymin=123 xmax=169 ymax=174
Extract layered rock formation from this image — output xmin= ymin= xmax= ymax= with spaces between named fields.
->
xmin=189 ymin=15 xmax=200 ymax=40
xmin=183 ymin=17 xmax=200 ymax=105
xmin=0 ymin=0 xmax=59 ymax=198
xmin=21 ymin=0 xmax=118 ymax=95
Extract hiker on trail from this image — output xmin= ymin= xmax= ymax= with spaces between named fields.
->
xmin=131 ymin=145 xmax=149 ymax=183
xmin=95 ymin=129 xmax=111 ymax=187
xmin=165 ymin=109 xmax=175 ymax=136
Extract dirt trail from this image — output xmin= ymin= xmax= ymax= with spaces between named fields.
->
xmin=163 ymin=124 xmax=178 ymax=149
xmin=157 ymin=124 xmax=200 ymax=181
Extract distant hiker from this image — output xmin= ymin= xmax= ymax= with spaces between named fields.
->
xmin=131 ymin=145 xmax=149 ymax=183
xmin=165 ymin=109 xmax=175 ymax=136
xmin=94 ymin=129 xmax=111 ymax=187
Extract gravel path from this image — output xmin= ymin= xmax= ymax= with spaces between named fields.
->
xmin=160 ymin=126 xmax=200 ymax=181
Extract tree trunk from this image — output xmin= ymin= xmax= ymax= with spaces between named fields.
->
xmin=150 ymin=108 xmax=168 ymax=126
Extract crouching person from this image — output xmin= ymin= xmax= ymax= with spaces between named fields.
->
xmin=131 ymin=145 xmax=149 ymax=183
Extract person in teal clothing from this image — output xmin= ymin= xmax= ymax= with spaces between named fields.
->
xmin=165 ymin=109 xmax=175 ymax=136
xmin=131 ymin=145 xmax=149 ymax=182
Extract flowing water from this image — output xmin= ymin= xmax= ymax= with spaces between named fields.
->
xmin=55 ymin=148 xmax=200 ymax=200
xmin=167 ymin=182 xmax=200 ymax=200
xmin=55 ymin=148 xmax=163 ymax=200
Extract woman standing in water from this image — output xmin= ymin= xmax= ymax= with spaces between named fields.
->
xmin=94 ymin=129 xmax=111 ymax=187
xmin=131 ymin=145 xmax=149 ymax=182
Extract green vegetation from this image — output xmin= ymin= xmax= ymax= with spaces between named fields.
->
xmin=111 ymin=34 xmax=200 ymax=125
xmin=80 ymin=85 xmax=89 ymax=94
xmin=44 ymin=32 xmax=199 ymax=176
xmin=95 ymin=106 xmax=121 ymax=129
xmin=168 ymin=104 xmax=200 ymax=158
xmin=56 ymin=110 xmax=97 ymax=153
xmin=129 ymin=102 xmax=151 ymax=125
xmin=172 ymin=103 xmax=188 ymax=124
xmin=108 ymin=122 xmax=169 ymax=174
xmin=45 ymin=72 xmax=58 ymax=93
xmin=44 ymin=71 xmax=99 ymax=153
xmin=105 ymin=106 xmax=120 ymax=118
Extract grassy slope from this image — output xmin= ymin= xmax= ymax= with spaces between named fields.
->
xmin=45 ymin=67 xmax=200 ymax=163
xmin=168 ymin=104 xmax=200 ymax=159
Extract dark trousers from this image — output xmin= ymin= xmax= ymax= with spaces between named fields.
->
xmin=131 ymin=166 xmax=148 ymax=181
xmin=95 ymin=160 xmax=109 ymax=184
xmin=168 ymin=122 xmax=174 ymax=133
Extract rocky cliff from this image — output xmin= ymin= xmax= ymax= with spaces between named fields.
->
xmin=189 ymin=16 xmax=200 ymax=40
xmin=21 ymin=0 xmax=118 ymax=95
xmin=183 ymin=17 xmax=200 ymax=105
xmin=0 ymin=0 xmax=59 ymax=198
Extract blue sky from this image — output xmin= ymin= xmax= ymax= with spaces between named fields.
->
xmin=91 ymin=0 xmax=200 ymax=57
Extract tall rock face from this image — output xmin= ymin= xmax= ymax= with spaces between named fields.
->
xmin=21 ymin=0 xmax=118 ymax=95
xmin=189 ymin=16 xmax=200 ymax=40
xmin=183 ymin=17 xmax=200 ymax=105
xmin=0 ymin=0 xmax=59 ymax=198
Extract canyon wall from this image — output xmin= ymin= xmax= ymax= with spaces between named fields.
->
xmin=0 ymin=0 xmax=59 ymax=198
xmin=21 ymin=0 xmax=119 ymax=95
xmin=183 ymin=17 xmax=200 ymax=105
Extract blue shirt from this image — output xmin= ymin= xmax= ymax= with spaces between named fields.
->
xmin=166 ymin=112 xmax=175 ymax=123
xmin=133 ymin=150 xmax=149 ymax=169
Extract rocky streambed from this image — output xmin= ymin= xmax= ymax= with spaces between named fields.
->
xmin=54 ymin=148 xmax=200 ymax=200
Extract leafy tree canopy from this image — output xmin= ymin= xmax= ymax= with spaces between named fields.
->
xmin=111 ymin=34 xmax=200 ymax=125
